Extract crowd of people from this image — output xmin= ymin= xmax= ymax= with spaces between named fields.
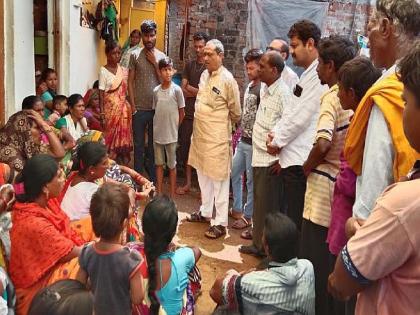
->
xmin=0 ymin=0 xmax=419 ymax=314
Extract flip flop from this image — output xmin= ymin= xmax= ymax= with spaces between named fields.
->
xmin=232 ymin=217 xmax=252 ymax=230
xmin=240 ymin=228 xmax=253 ymax=240
xmin=229 ymin=208 xmax=243 ymax=220
xmin=204 ymin=225 xmax=226 ymax=239
xmin=187 ymin=211 xmax=210 ymax=223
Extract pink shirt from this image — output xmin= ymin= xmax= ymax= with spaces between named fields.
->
xmin=347 ymin=178 xmax=420 ymax=315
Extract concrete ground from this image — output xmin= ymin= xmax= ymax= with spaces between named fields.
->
xmin=159 ymin=178 xmax=261 ymax=314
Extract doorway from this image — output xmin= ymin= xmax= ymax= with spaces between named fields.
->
xmin=33 ymin=0 xmax=59 ymax=82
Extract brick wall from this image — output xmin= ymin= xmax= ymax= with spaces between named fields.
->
xmin=168 ymin=0 xmax=248 ymax=93
xmin=324 ymin=0 xmax=375 ymax=39
xmin=168 ymin=0 xmax=375 ymax=92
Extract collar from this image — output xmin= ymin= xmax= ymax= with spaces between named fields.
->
xmin=265 ymin=77 xmax=282 ymax=96
xmin=378 ymin=63 xmax=397 ymax=82
xmin=268 ymin=257 xmax=298 ymax=268
xmin=301 ymin=59 xmax=319 ymax=80
xmin=326 ymin=84 xmax=339 ymax=94
xmin=209 ymin=65 xmax=224 ymax=78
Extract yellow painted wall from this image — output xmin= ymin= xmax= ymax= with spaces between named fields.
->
xmin=97 ymin=0 xmax=167 ymax=70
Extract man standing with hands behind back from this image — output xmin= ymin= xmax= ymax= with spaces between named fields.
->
xmin=128 ymin=20 xmax=166 ymax=183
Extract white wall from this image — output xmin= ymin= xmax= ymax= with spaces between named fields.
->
xmin=4 ymin=0 xmax=36 ymax=118
xmin=66 ymin=1 xmax=100 ymax=95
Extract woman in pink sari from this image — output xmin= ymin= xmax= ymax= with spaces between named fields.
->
xmin=99 ymin=40 xmax=134 ymax=165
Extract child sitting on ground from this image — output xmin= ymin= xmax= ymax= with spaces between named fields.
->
xmin=152 ymin=57 xmax=185 ymax=198
xmin=47 ymin=95 xmax=68 ymax=128
xmin=28 ymin=279 xmax=93 ymax=315
xmin=47 ymin=95 xmax=76 ymax=154
xmin=210 ymin=212 xmax=315 ymax=314
xmin=142 ymin=195 xmax=201 ymax=315
xmin=84 ymin=89 xmax=102 ymax=131
xmin=76 ymin=182 xmax=144 ymax=315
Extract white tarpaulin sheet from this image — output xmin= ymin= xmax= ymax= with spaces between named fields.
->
xmin=246 ymin=0 xmax=329 ymax=74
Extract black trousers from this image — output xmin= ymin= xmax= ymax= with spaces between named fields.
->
xmin=279 ymin=165 xmax=307 ymax=231
xmin=301 ymin=219 xmax=346 ymax=315
xmin=252 ymin=166 xmax=283 ymax=251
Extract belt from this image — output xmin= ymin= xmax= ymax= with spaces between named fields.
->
xmin=241 ymin=136 xmax=252 ymax=145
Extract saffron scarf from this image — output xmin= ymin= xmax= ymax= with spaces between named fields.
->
xmin=344 ymin=73 xmax=418 ymax=180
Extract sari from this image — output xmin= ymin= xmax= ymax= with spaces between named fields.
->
xmin=59 ymin=170 xmax=140 ymax=243
xmin=102 ymin=65 xmax=133 ymax=160
xmin=10 ymin=198 xmax=91 ymax=315
xmin=0 ymin=112 xmax=40 ymax=173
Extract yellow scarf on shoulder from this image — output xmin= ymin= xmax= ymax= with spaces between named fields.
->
xmin=344 ymin=73 xmax=418 ymax=181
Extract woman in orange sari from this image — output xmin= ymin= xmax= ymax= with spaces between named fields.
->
xmin=99 ymin=40 xmax=134 ymax=165
xmin=9 ymin=154 xmax=90 ymax=315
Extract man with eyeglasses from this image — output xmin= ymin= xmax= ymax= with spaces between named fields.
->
xmin=266 ymin=38 xmax=299 ymax=91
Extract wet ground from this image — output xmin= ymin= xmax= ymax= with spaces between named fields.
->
xmin=160 ymin=179 xmax=260 ymax=314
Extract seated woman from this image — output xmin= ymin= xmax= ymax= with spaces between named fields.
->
xmin=9 ymin=154 xmax=89 ymax=315
xmin=28 ymin=279 xmax=93 ymax=315
xmin=0 ymin=164 xmax=14 ymax=268
xmin=60 ymin=141 xmax=108 ymax=221
xmin=75 ymin=131 xmax=154 ymax=199
xmin=142 ymin=196 xmax=201 ymax=315
xmin=63 ymin=94 xmax=89 ymax=141
xmin=21 ymin=95 xmax=45 ymax=117
xmin=0 ymin=110 xmax=65 ymax=174
xmin=210 ymin=212 xmax=315 ymax=315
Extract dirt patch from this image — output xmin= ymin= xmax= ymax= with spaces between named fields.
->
xmin=171 ymin=188 xmax=261 ymax=314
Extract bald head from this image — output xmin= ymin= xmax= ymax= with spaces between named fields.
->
xmin=259 ymin=51 xmax=285 ymax=86
xmin=268 ymin=38 xmax=290 ymax=60
xmin=265 ymin=50 xmax=285 ymax=74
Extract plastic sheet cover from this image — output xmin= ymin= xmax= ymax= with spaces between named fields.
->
xmin=246 ymin=0 xmax=329 ymax=74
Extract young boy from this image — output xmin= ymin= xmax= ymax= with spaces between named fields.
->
xmin=210 ymin=212 xmax=315 ymax=314
xmin=47 ymin=95 xmax=75 ymax=151
xmin=48 ymin=95 xmax=68 ymax=129
xmin=230 ymin=48 xmax=263 ymax=232
xmin=153 ymin=57 xmax=185 ymax=198
xmin=76 ymin=182 xmax=144 ymax=315
xmin=327 ymin=56 xmax=381 ymax=256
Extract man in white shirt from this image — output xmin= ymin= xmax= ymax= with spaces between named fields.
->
xmin=266 ymin=38 xmax=299 ymax=91
xmin=239 ymin=51 xmax=293 ymax=257
xmin=267 ymin=20 xmax=327 ymax=230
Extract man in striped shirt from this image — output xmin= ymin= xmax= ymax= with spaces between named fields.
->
xmin=300 ymin=35 xmax=356 ymax=315
xmin=211 ymin=212 xmax=315 ymax=315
